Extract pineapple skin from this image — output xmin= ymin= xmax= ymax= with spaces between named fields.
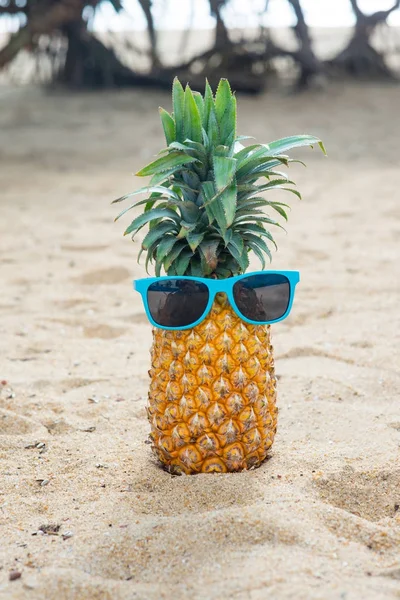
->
xmin=147 ymin=294 xmax=278 ymax=474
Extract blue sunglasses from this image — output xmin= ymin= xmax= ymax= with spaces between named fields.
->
xmin=134 ymin=271 xmax=300 ymax=330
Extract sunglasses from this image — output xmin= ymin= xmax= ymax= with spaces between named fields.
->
xmin=134 ymin=271 xmax=300 ymax=330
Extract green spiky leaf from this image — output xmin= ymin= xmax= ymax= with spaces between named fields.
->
xmin=142 ymin=222 xmax=176 ymax=250
xmin=215 ymin=79 xmax=236 ymax=147
xmin=193 ymin=92 xmax=205 ymax=123
xmin=200 ymin=180 xmax=217 ymax=225
xmin=227 ymin=233 xmax=249 ymax=273
xmin=136 ymin=152 xmax=198 ymax=177
xmin=150 ymin=165 xmax=190 ymax=186
xmin=235 ymin=223 xmax=277 ymax=249
xmin=199 ymin=239 xmax=220 ymax=275
xmin=244 ymin=233 xmax=272 ymax=263
xmin=184 ymin=85 xmax=203 ymax=144
xmin=156 ymin=235 xmax=178 ymax=264
xmin=265 ymin=135 xmax=326 ymax=156
xmin=203 ymin=79 xmax=214 ymax=132
xmin=124 ymin=208 xmax=179 ymax=236
xmin=186 ymin=232 xmax=205 ymax=252
xmin=173 ymin=249 xmax=193 ymax=275
xmin=163 ymin=241 xmax=187 ymax=271
xmin=172 ymin=77 xmax=185 ymax=143
xmin=178 ymin=201 xmax=200 ymax=223
xmin=213 ymin=155 xmax=236 ymax=189
xmin=207 ymin=108 xmax=220 ymax=149
xmin=159 ymin=108 xmax=176 ymax=146
xmin=114 ymin=77 xmax=326 ymax=278
xmin=189 ymin=256 xmax=204 ymax=277
xmin=113 ymin=185 xmax=179 ymax=206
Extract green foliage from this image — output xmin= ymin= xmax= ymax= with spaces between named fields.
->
xmin=159 ymin=108 xmax=175 ymax=146
xmin=183 ymin=85 xmax=203 ymax=144
xmin=114 ymin=77 xmax=326 ymax=278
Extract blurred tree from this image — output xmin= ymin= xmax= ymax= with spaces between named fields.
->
xmin=208 ymin=0 xmax=231 ymax=48
xmin=0 ymin=0 xmax=399 ymax=91
xmin=330 ymin=0 xmax=400 ymax=77
xmin=0 ymin=0 xmax=269 ymax=91
xmin=137 ymin=0 xmax=159 ymax=67
xmin=0 ymin=0 xmax=163 ymax=86
xmin=287 ymin=0 xmax=322 ymax=88
xmin=170 ymin=0 xmax=269 ymax=92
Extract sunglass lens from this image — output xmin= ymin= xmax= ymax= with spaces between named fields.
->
xmin=233 ymin=274 xmax=290 ymax=322
xmin=147 ymin=279 xmax=209 ymax=328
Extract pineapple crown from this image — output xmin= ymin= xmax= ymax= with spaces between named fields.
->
xmin=113 ymin=77 xmax=325 ymax=278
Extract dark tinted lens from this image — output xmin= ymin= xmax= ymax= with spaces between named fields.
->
xmin=233 ymin=274 xmax=290 ymax=322
xmin=147 ymin=279 xmax=209 ymax=328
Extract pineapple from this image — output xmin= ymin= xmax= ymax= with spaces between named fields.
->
xmin=114 ymin=78 xmax=325 ymax=474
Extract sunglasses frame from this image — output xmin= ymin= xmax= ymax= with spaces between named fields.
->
xmin=134 ymin=271 xmax=300 ymax=331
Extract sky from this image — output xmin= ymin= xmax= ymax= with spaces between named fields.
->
xmin=1 ymin=0 xmax=400 ymax=33
xmin=91 ymin=0 xmax=400 ymax=30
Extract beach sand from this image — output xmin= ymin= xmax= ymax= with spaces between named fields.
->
xmin=0 ymin=80 xmax=399 ymax=599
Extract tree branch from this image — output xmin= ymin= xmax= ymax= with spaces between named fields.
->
xmin=0 ymin=0 xmax=82 ymax=69
xmin=366 ymin=0 xmax=400 ymax=26
xmin=286 ymin=0 xmax=322 ymax=87
xmin=329 ymin=0 xmax=400 ymax=78
xmin=0 ymin=6 xmax=28 ymax=15
xmin=288 ymin=0 xmax=312 ymax=45
xmin=178 ymin=0 xmax=195 ymax=59
xmin=208 ymin=0 xmax=231 ymax=48
xmin=137 ymin=0 xmax=159 ymax=68
xmin=349 ymin=0 xmax=364 ymax=20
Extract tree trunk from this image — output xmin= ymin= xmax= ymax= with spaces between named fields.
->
xmin=287 ymin=0 xmax=323 ymax=88
xmin=60 ymin=22 xmax=170 ymax=88
xmin=0 ymin=0 xmax=275 ymax=93
xmin=0 ymin=28 xmax=32 ymax=69
xmin=137 ymin=0 xmax=160 ymax=68
xmin=61 ymin=20 xmax=121 ymax=87
xmin=329 ymin=0 xmax=400 ymax=78
xmin=0 ymin=0 xmax=83 ymax=69
xmin=208 ymin=0 xmax=231 ymax=49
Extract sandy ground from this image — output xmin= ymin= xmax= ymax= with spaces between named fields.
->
xmin=0 ymin=80 xmax=400 ymax=600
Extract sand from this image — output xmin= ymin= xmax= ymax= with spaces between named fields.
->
xmin=0 ymin=80 xmax=399 ymax=600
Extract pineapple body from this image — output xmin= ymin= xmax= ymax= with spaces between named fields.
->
xmin=147 ymin=294 xmax=278 ymax=474
xmin=114 ymin=79 xmax=324 ymax=473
